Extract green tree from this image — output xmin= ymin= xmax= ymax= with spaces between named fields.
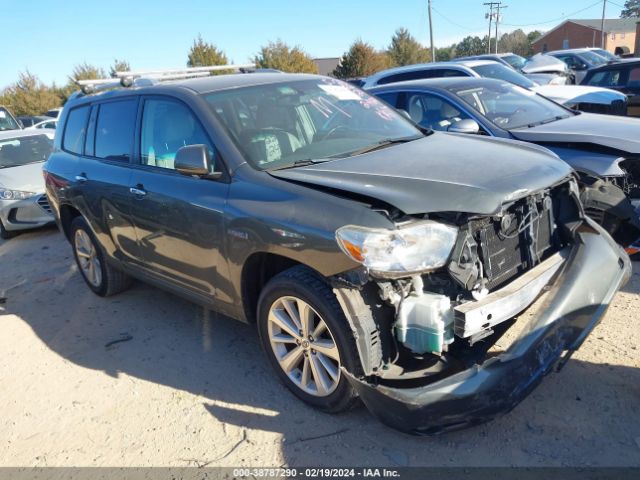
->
xmin=71 ymin=62 xmax=106 ymax=81
xmin=527 ymin=30 xmax=544 ymax=55
xmin=454 ymin=36 xmax=485 ymax=57
xmin=254 ymin=40 xmax=318 ymax=73
xmin=0 ymin=71 xmax=61 ymax=116
xmin=387 ymin=28 xmax=431 ymax=66
xmin=109 ymin=59 xmax=131 ymax=78
xmin=435 ymin=44 xmax=457 ymax=61
xmin=333 ymin=40 xmax=391 ymax=79
xmin=620 ymin=0 xmax=640 ymax=17
xmin=187 ymin=35 xmax=229 ymax=69
xmin=497 ymin=29 xmax=530 ymax=57
xmin=54 ymin=63 xmax=106 ymax=104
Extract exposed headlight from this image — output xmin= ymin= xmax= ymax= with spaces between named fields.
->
xmin=336 ymin=220 xmax=458 ymax=277
xmin=549 ymin=76 xmax=567 ymax=85
xmin=0 ymin=188 xmax=37 ymax=200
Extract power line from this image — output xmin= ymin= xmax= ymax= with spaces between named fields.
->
xmin=431 ymin=6 xmax=485 ymax=32
xmin=500 ymin=0 xmax=603 ymax=27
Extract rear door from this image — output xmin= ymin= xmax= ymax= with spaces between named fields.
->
xmin=128 ymin=95 xmax=231 ymax=302
xmin=64 ymin=99 xmax=141 ymax=263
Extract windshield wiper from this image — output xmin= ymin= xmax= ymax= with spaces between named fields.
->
xmin=341 ymin=135 xmax=423 ymax=157
xmin=269 ymin=159 xmax=326 ymax=171
xmin=524 ymin=115 xmax=569 ymax=128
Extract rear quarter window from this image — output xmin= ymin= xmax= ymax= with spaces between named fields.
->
xmin=62 ymin=106 xmax=90 ymax=155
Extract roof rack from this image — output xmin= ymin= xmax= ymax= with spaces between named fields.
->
xmin=74 ymin=64 xmax=257 ymax=94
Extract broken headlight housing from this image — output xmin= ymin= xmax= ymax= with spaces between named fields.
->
xmin=336 ymin=221 xmax=458 ymax=277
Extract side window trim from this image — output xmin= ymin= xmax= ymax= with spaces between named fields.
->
xmin=84 ymin=105 xmax=98 ymax=157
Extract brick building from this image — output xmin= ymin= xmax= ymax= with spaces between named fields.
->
xmin=532 ymin=18 xmax=638 ymax=55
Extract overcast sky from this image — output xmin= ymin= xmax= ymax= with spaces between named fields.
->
xmin=1 ymin=0 xmax=625 ymax=89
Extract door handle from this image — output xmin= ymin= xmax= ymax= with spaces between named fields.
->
xmin=75 ymin=173 xmax=88 ymax=183
xmin=129 ymin=186 xmax=147 ymax=196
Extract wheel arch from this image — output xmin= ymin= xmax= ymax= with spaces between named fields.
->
xmin=59 ymin=204 xmax=82 ymax=241
xmin=241 ymin=252 xmax=326 ymax=323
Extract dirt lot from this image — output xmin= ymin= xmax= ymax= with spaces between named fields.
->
xmin=1 ymin=226 xmax=639 ymax=467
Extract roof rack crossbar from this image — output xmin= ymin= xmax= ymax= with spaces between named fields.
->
xmin=73 ymin=64 xmax=258 ymax=95
xmin=115 ymin=64 xmax=257 ymax=78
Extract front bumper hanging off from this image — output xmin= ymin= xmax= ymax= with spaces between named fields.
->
xmin=344 ymin=220 xmax=631 ymax=435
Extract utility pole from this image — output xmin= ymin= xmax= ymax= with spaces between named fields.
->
xmin=494 ymin=3 xmax=507 ymax=54
xmin=428 ymin=0 xmax=435 ymax=62
xmin=484 ymin=2 xmax=495 ymax=54
xmin=600 ymin=0 xmax=607 ymax=49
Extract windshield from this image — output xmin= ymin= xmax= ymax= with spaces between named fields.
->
xmin=591 ymin=49 xmax=617 ymax=61
xmin=0 ymin=134 xmax=53 ymax=168
xmin=202 ymin=79 xmax=422 ymax=170
xmin=450 ymin=82 xmax=572 ymax=130
xmin=580 ymin=51 xmax=608 ymax=66
xmin=503 ymin=54 xmax=528 ymax=71
xmin=0 ymin=107 xmax=21 ymax=131
xmin=471 ymin=63 xmax=537 ymax=89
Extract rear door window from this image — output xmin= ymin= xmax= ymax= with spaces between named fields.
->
xmin=94 ymin=99 xmax=138 ymax=161
xmin=62 ymin=106 xmax=90 ymax=155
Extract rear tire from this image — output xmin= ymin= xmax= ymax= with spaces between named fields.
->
xmin=257 ymin=265 xmax=362 ymax=413
xmin=70 ymin=216 xmax=132 ymax=296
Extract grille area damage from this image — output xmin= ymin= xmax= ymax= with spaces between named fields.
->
xmin=333 ymin=178 xmax=584 ymax=381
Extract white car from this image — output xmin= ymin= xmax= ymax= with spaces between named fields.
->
xmin=26 ymin=118 xmax=58 ymax=130
xmin=0 ymin=130 xmax=55 ymax=238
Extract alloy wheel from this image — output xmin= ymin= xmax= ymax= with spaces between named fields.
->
xmin=267 ymin=296 xmax=341 ymax=397
xmin=74 ymin=229 xmax=102 ymax=287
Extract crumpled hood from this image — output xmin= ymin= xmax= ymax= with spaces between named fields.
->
xmin=533 ymin=85 xmax=626 ymax=105
xmin=0 ymin=161 xmax=46 ymax=193
xmin=522 ymin=55 xmax=569 ymax=74
xmin=510 ymin=113 xmax=640 ymax=155
xmin=269 ymin=133 xmax=571 ymax=215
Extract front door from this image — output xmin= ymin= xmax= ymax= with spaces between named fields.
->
xmin=128 ymin=96 xmax=231 ymax=303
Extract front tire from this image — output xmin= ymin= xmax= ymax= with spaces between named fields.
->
xmin=0 ymin=220 xmax=16 ymax=239
xmin=70 ymin=216 xmax=132 ymax=296
xmin=257 ymin=266 xmax=362 ymax=413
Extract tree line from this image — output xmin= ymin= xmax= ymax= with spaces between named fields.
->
xmin=1 ymin=28 xmax=542 ymax=116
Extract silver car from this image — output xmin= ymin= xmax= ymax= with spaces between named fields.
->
xmin=0 ymin=130 xmax=55 ymax=238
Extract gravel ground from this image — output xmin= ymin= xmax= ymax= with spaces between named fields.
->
xmin=1 ymin=226 xmax=639 ymax=467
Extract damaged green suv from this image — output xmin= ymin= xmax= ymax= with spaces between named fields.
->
xmin=44 ymin=73 xmax=631 ymax=434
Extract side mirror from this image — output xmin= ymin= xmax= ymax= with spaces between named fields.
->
xmin=175 ymin=144 xmax=221 ymax=179
xmin=575 ymin=63 xmax=588 ymax=71
xmin=396 ymin=108 xmax=412 ymax=120
xmin=447 ymin=119 xmax=480 ymax=135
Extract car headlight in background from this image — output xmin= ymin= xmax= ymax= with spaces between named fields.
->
xmin=0 ymin=188 xmax=37 ymax=200
xmin=549 ymin=76 xmax=567 ymax=86
xmin=336 ymin=220 xmax=458 ymax=277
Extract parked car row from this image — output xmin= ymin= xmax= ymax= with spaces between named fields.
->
xmin=0 ymin=106 xmax=61 ymax=132
xmin=368 ymin=77 xmax=640 ymax=248
xmin=25 ymin=67 xmax=631 ymax=435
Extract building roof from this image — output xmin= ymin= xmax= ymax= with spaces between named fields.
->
xmin=533 ymin=18 xmax=639 ymax=45
xmin=570 ymin=18 xmax=639 ymax=33
xmin=313 ymin=57 xmax=340 ymax=76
